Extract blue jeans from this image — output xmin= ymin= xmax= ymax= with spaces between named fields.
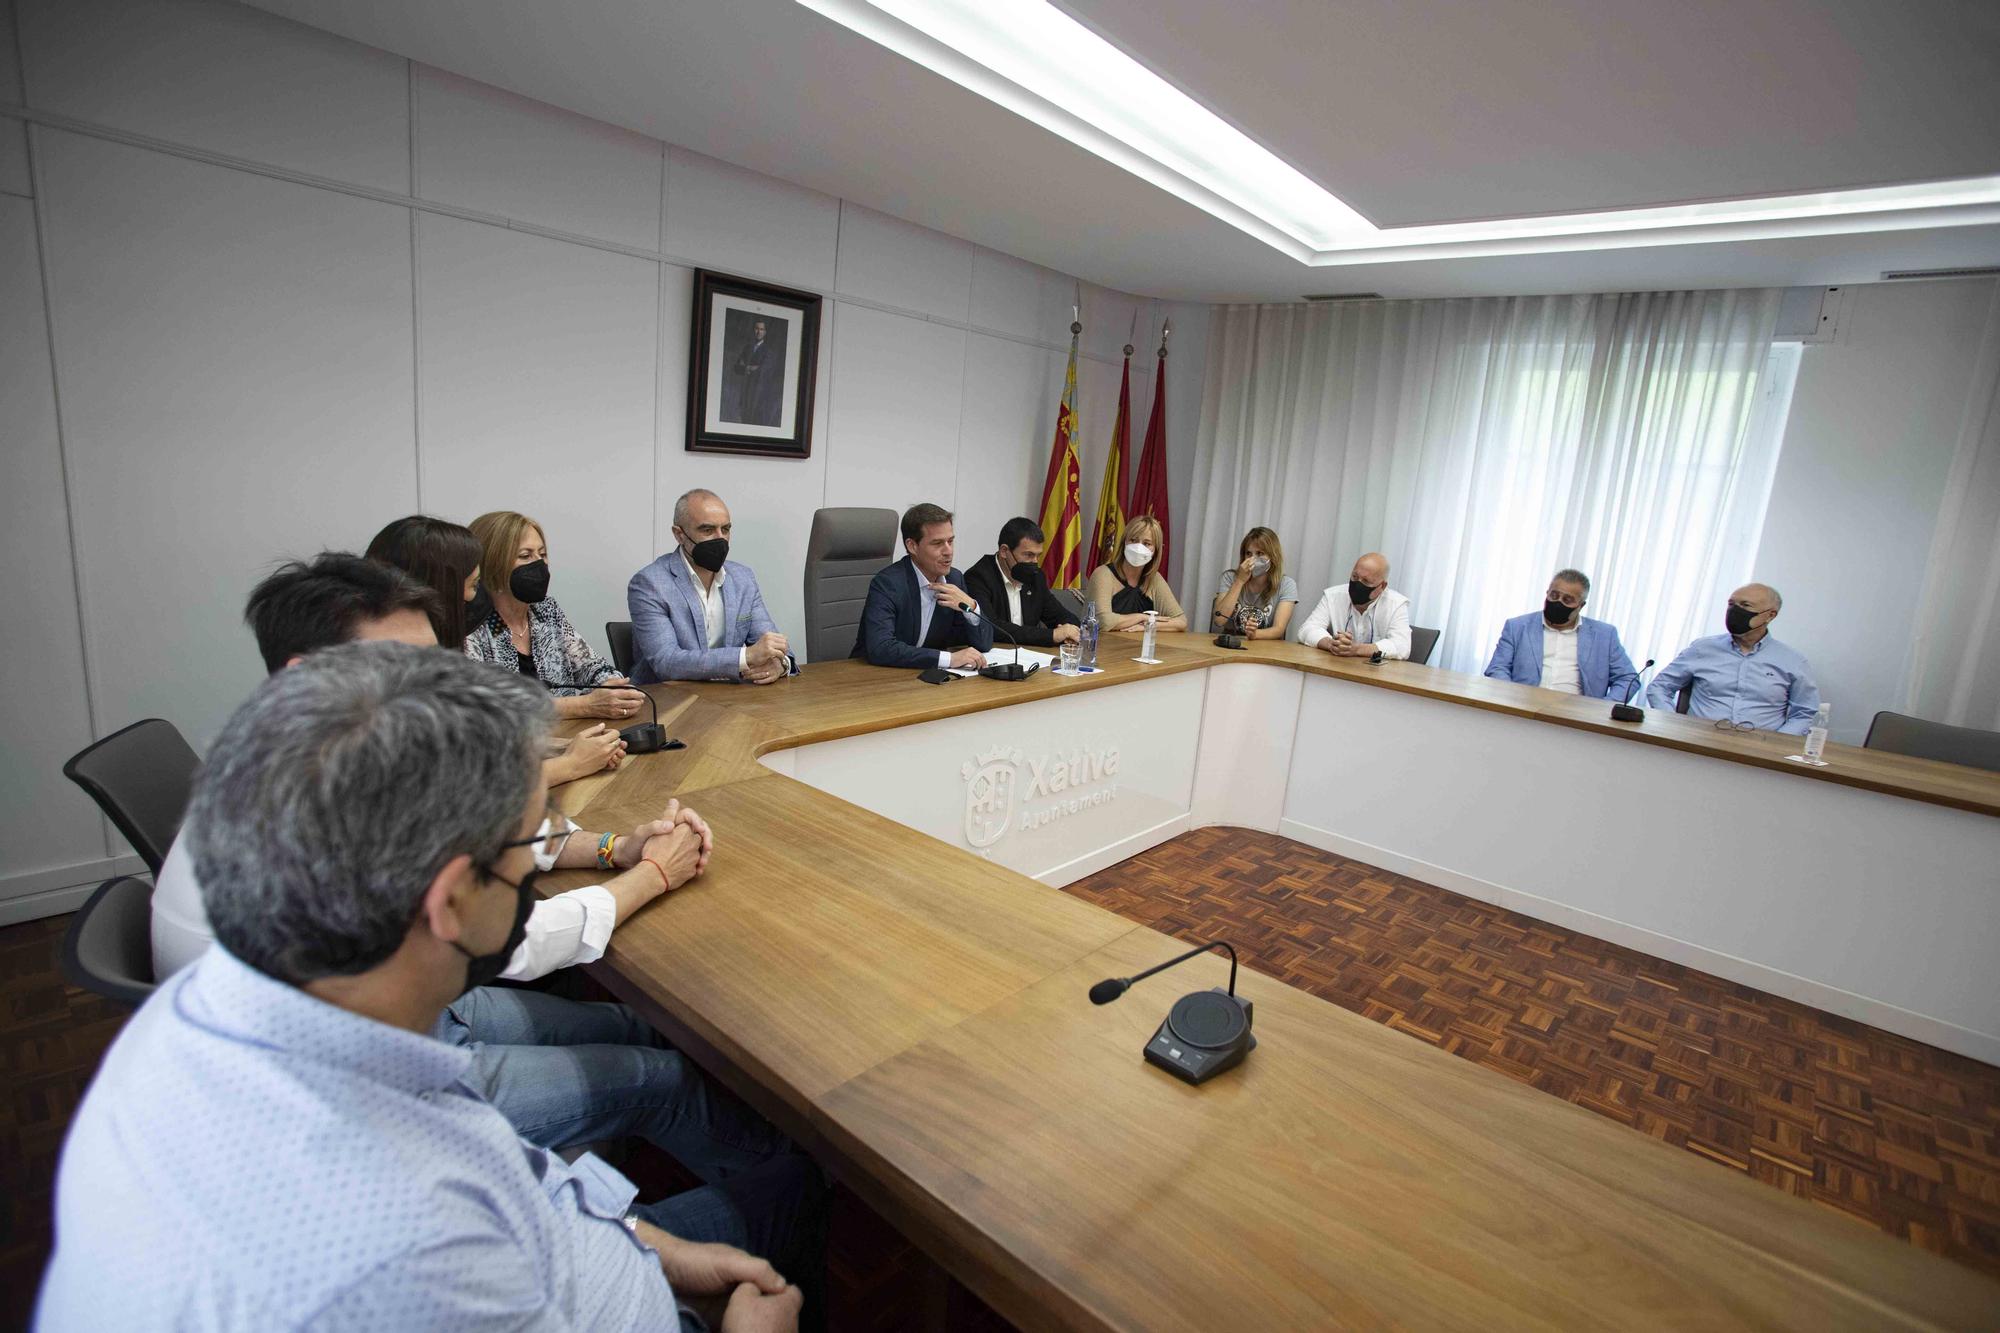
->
xmin=435 ymin=986 xmax=791 ymax=1184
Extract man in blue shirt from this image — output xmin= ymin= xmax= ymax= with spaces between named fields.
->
xmin=852 ymin=502 xmax=994 ymax=670
xmin=1649 ymin=583 xmax=1822 ymax=734
xmin=1483 ymin=568 xmax=1641 ymax=701
xmin=40 ymin=645 xmax=819 ymax=1331
xmin=628 ymin=488 xmax=793 ymax=684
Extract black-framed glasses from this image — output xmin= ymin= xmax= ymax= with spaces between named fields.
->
xmin=497 ymin=800 xmax=574 ymax=858
xmin=1712 ymin=719 xmax=1757 ymax=733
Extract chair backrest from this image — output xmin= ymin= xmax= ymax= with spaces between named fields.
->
xmin=1864 ymin=711 xmax=2000 ymax=773
xmin=1675 ymin=682 xmax=1693 ymax=714
xmin=61 ymin=876 xmax=157 ymax=1006
xmin=1050 ymin=587 xmax=1087 ymax=621
xmin=1408 ymin=625 xmax=1441 ymax=666
xmin=605 ymin=620 xmax=636 ymax=678
xmin=62 ymin=718 xmax=199 ymax=876
xmin=804 ymin=507 xmax=897 ymax=663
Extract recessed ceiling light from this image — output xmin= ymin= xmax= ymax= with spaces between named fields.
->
xmin=798 ymin=0 xmax=2000 ymax=264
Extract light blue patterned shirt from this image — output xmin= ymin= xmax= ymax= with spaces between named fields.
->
xmin=38 ymin=945 xmax=679 ymax=1331
xmin=1647 ymin=632 xmax=1822 ymax=735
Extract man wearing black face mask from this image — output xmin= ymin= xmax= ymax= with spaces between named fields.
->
xmin=1648 ymin=582 xmax=1822 ymax=733
xmin=964 ymin=516 xmax=1083 ymax=649
xmin=1483 ymin=568 xmax=1641 ymax=700
xmin=44 ymin=644 xmax=823 ymax=1331
xmin=1298 ymin=551 xmax=1413 ymax=659
xmin=627 ymin=488 xmax=792 ymax=685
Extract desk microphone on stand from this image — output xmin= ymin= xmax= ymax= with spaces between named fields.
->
xmin=1090 ymin=938 xmax=1256 ymax=1085
xmin=1213 ymin=603 xmax=1250 ymax=651
xmin=549 ymin=680 xmax=680 ymax=755
xmin=1609 ymin=659 xmax=1658 ymax=724
xmin=979 ymin=614 xmax=1040 ymax=682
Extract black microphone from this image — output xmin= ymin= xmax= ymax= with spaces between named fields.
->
xmin=1610 ymin=658 xmax=1657 ymax=723
xmin=1090 ymin=937 xmax=1256 ymax=1085
xmin=979 ymin=612 xmax=1039 ymax=681
xmin=546 ymin=680 xmax=680 ymax=755
xmin=1090 ymin=938 xmax=1239 ymax=1003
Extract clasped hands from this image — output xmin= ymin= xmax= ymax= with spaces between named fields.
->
xmin=616 ymin=798 xmax=714 ymax=891
xmin=740 ymin=632 xmax=789 ymax=685
xmin=630 ymin=1219 xmax=802 ymax=1332
xmin=1318 ymin=630 xmax=1369 ymax=657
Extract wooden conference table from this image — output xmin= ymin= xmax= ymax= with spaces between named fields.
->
xmin=545 ymin=637 xmax=2000 ymax=1331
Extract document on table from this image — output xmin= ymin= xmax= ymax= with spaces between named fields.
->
xmin=949 ymin=646 xmax=1056 ymax=677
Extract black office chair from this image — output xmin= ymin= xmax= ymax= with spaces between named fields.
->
xmin=605 ymin=620 xmax=636 ymax=678
xmin=804 ymin=507 xmax=897 ymax=663
xmin=1675 ymin=683 xmax=1693 ymax=714
xmin=62 ymin=718 xmax=200 ymax=876
xmin=1864 ymin=711 xmax=2000 ymax=773
xmin=1408 ymin=626 xmax=1441 ymax=666
xmin=61 ymin=876 xmax=157 ymax=1006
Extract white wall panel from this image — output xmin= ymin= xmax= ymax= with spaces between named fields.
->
xmin=664 ymin=146 xmax=839 ymax=293
xmin=417 ymin=214 xmax=658 ymax=659
xmin=37 ymin=130 xmax=416 ymax=747
xmin=655 ymin=265 xmax=832 ymax=657
xmin=1079 ymin=284 xmax=1150 ymax=364
xmin=0 ymin=0 xmax=21 ymax=104
xmin=834 ymin=203 xmax=971 ymax=322
xmin=0 ymin=121 xmax=27 ymax=198
xmin=414 ymin=65 xmax=662 ymax=252
xmin=0 ymin=194 xmax=105 ymax=884
xmin=823 ymin=302 xmax=965 ymax=516
xmin=19 ymin=0 xmax=409 ymax=192
xmin=969 ymin=248 xmax=1054 ymax=343
xmin=954 ymin=333 xmax=1060 ymax=560
xmin=1760 ymin=279 xmax=1996 ymax=741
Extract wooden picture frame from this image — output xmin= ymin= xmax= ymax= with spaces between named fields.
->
xmin=686 ymin=269 xmax=821 ymax=458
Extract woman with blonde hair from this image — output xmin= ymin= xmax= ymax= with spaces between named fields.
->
xmin=1085 ymin=514 xmax=1187 ymax=633
xmin=1212 ymin=526 xmax=1298 ymax=639
xmin=464 ymin=510 xmax=649 ymax=722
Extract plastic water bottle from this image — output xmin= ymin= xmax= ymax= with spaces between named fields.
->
xmin=1803 ymin=702 xmax=1831 ymax=764
xmin=1080 ymin=601 xmax=1099 ymax=670
xmin=1140 ymin=610 xmax=1158 ymax=661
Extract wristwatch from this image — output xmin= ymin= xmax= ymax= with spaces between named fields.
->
xmin=621 ymin=1212 xmax=640 ymax=1235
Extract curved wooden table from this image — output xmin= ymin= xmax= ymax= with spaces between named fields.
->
xmin=546 ymin=639 xmax=2000 ymax=1331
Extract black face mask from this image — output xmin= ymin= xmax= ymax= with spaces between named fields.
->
xmin=1348 ymin=578 xmax=1375 ymax=606
xmin=454 ymin=867 xmax=538 ymax=992
xmin=1010 ymin=559 xmax=1043 ymax=586
xmin=686 ymin=537 xmax=729 ymax=573
xmin=1725 ymin=603 xmax=1759 ymax=636
xmin=1543 ymin=598 xmax=1576 ymax=625
xmin=509 ymin=560 xmax=550 ymax=604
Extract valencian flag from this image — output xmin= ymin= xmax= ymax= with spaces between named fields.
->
xmin=1129 ymin=322 xmax=1173 ymax=573
xmin=1036 ymin=323 xmax=1085 ymax=588
xmin=1089 ymin=345 xmax=1133 ymax=573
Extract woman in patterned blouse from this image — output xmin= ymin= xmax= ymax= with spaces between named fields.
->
xmin=466 ymin=511 xmax=650 ymax=723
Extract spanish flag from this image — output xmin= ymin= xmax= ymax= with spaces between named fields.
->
xmin=1036 ymin=329 xmax=1085 ymax=588
xmin=1089 ymin=349 xmax=1132 ymax=574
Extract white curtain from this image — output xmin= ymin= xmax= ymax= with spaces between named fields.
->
xmin=1907 ymin=281 xmax=2000 ymax=730
xmin=1186 ymin=289 xmax=1790 ymax=676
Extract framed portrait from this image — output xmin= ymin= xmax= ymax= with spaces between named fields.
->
xmin=686 ymin=269 xmax=822 ymax=458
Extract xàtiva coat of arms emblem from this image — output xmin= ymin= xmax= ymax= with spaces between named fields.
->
xmin=960 ymin=746 xmax=1022 ymax=849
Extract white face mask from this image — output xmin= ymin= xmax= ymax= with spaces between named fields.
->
xmin=1123 ymin=542 xmax=1154 ymax=568
xmin=1247 ymin=555 xmax=1270 ymax=577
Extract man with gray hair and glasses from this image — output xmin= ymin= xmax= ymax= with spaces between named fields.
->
xmin=40 ymin=645 xmax=820 ymax=1332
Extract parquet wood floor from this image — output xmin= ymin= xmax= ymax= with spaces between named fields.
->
xmin=1063 ymin=825 xmax=2000 ymax=1278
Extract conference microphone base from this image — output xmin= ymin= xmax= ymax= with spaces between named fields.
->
xmin=620 ymin=722 xmax=684 ymax=755
xmin=1143 ymin=987 xmax=1256 ymax=1085
xmin=1213 ymin=634 xmax=1248 ymax=650
xmin=1609 ymin=703 xmax=1645 ymax=723
xmin=980 ymin=663 xmax=1030 ymax=681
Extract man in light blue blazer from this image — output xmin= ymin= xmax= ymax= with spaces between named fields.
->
xmin=1484 ymin=568 xmax=1641 ymax=702
xmin=627 ymin=488 xmax=791 ymax=685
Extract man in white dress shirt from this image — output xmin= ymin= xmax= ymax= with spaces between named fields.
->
xmin=1298 ymin=552 xmax=1413 ymax=660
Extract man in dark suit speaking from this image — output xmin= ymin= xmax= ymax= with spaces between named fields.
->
xmin=964 ymin=516 xmax=1081 ymax=649
xmin=853 ymin=503 xmax=995 ymax=670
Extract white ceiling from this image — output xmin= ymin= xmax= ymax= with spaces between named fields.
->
xmin=247 ymin=0 xmax=2000 ymax=302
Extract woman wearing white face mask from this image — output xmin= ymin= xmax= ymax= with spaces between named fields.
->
xmin=1086 ymin=514 xmax=1187 ymax=633
xmin=1212 ymin=526 xmax=1298 ymax=639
